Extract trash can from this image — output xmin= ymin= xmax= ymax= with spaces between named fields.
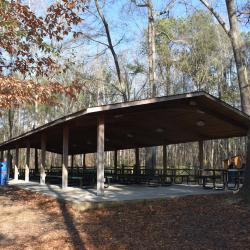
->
xmin=0 ymin=161 xmax=8 ymax=185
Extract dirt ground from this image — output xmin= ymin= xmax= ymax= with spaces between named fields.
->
xmin=1 ymin=187 xmax=250 ymax=250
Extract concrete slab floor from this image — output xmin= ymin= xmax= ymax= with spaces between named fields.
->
xmin=6 ymin=180 xmax=226 ymax=207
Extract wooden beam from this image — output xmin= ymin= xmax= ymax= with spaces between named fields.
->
xmin=114 ymin=150 xmax=118 ymax=175
xmin=97 ymin=115 xmax=105 ymax=196
xmin=35 ymin=148 xmax=39 ymax=174
xmin=14 ymin=146 xmax=19 ymax=181
xmin=41 ymin=135 xmax=46 ymax=185
xmin=199 ymin=140 xmax=204 ymax=169
xmin=7 ymin=149 xmax=11 ymax=181
xmin=199 ymin=104 xmax=249 ymax=130
xmin=0 ymin=151 xmax=3 ymax=162
xmin=25 ymin=142 xmax=30 ymax=182
xmin=62 ymin=126 xmax=69 ymax=189
xmin=82 ymin=154 xmax=86 ymax=168
xmin=135 ymin=148 xmax=140 ymax=175
xmin=163 ymin=144 xmax=167 ymax=174
xmin=71 ymin=154 xmax=74 ymax=172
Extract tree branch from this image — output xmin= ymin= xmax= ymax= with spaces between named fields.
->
xmin=95 ymin=0 xmax=123 ymax=87
xmin=81 ymin=33 xmax=109 ymax=47
xmin=199 ymin=0 xmax=230 ymax=36
xmin=131 ymin=0 xmax=148 ymax=8
xmin=157 ymin=0 xmax=177 ymax=16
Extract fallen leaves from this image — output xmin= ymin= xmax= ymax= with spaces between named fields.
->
xmin=1 ymin=186 xmax=250 ymax=249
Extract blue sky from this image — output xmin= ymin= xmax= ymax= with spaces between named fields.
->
xmin=25 ymin=0 xmax=249 ymax=62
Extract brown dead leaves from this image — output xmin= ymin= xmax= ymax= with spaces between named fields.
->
xmin=0 ymin=77 xmax=82 ymax=109
xmin=0 ymin=1 xmax=86 ymax=77
xmin=2 ymin=186 xmax=250 ymax=249
xmin=0 ymin=1 xmax=88 ymax=108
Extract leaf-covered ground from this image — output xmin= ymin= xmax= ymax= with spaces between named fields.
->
xmin=0 ymin=186 xmax=250 ymax=250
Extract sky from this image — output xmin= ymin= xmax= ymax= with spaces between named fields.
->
xmin=26 ymin=0 xmax=249 ymax=33
xmin=24 ymin=0 xmax=249 ymax=64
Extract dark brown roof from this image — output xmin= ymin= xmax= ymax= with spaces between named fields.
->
xmin=0 ymin=91 xmax=249 ymax=154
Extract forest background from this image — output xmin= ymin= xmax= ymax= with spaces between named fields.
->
xmin=0 ymin=0 xmax=249 ymax=171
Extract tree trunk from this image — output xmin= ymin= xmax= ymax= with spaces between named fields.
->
xmin=241 ymin=129 xmax=250 ymax=197
xmin=200 ymin=0 xmax=250 ymax=196
xmin=8 ymin=109 xmax=15 ymax=139
xmin=148 ymin=0 xmax=156 ymax=97
xmin=145 ymin=147 xmax=156 ymax=169
xmin=95 ymin=0 xmax=127 ymax=102
xmin=146 ymin=0 xmax=157 ymax=169
xmin=225 ymin=0 xmax=250 ymax=114
xmin=225 ymin=0 xmax=250 ymax=197
xmin=35 ymin=148 xmax=39 ymax=174
xmin=200 ymin=0 xmax=250 ymax=114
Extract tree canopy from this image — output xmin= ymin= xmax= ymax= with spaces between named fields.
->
xmin=0 ymin=0 xmax=86 ymax=108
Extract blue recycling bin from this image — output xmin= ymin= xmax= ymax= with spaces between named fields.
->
xmin=0 ymin=161 xmax=8 ymax=185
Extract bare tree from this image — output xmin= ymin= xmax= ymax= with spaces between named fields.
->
xmin=199 ymin=0 xmax=250 ymax=114
xmin=131 ymin=0 xmax=176 ymax=169
xmin=131 ymin=0 xmax=177 ymax=97
xmin=198 ymin=0 xmax=250 ymax=198
xmin=147 ymin=0 xmax=156 ymax=97
xmin=94 ymin=0 xmax=128 ymax=102
xmin=239 ymin=2 xmax=250 ymax=25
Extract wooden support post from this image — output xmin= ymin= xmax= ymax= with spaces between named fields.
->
xmin=135 ymin=148 xmax=140 ymax=174
xmin=0 ymin=151 xmax=3 ymax=161
xmin=35 ymin=148 xmax=39 ymax=174
xmin=114 ymin=150 xmax=118 ymax=175
xmin=7 ymin=149 xmax=11 ymax=181
xmin=199 ymin=141 xmax=204 ymax=169
xmin=71 ymin=155 xmax=74 ymax=171
xmin=163 ymin=145 xmax=167 ymax=174
xmin=70 ymin=154 xmax=74 ymax=177
xmin=14 ymin=147 xmax=19 ymax=181
xmin=82 ymin=154 xmax=86 ymax=168
xmin=25 ymin=142 xmax=30 ymax=182
xmin=41 ymin=135 xmax=46 ymax=185
xmin=97 ymin=115 xmax=105 ymax=196
xmin=62 ymin=125 xmax=69 ymax=189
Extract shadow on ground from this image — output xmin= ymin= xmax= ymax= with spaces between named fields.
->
xmin=46 ymin=185 xmax=86 ymax=249
xmin=1 ymin=186 xmax=250 ymax=249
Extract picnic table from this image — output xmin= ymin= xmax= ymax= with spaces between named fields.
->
xmin=227 ymin=168 xmax=245 ymax=190
xmin=198 ymin=169 xmax=227 ymax=189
